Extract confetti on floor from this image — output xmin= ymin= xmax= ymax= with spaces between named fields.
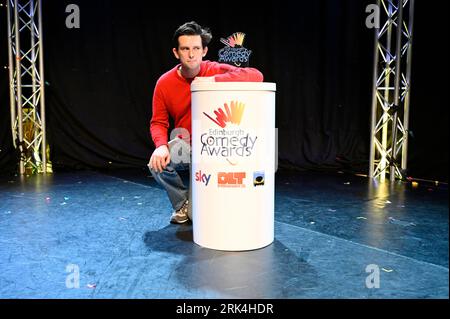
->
xmin=388 ymin=217 xmax=416 ymax=227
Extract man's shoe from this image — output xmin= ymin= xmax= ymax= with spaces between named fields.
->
xmin=170 ymin=200 xmax=189 ymax=224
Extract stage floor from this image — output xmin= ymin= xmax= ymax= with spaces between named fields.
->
xmin=0 ymin=168 xmax=448 ymax=298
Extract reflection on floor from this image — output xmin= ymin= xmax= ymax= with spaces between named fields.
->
xmin=0 ymin=168 xmax=448 ymax=298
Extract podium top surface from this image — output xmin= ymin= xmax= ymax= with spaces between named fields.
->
xmin=191 ymin=82 xmax=276 ymax=92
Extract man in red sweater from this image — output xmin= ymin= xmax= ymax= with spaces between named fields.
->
xmin=148 ymin=21 xmax=263 ymax=224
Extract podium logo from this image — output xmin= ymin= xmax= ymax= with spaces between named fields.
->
xmin=195 ymin=170 xmax=211 ymax=186
xmin=201 ymin=101 xmax=257 ymax=165
xmin=217 ymin=172 xmax=246 ymax=188
xmin=253 ymin=171 xmax=265 ymax=186
xmin=203 ymin=101 xmax=245 ymax=128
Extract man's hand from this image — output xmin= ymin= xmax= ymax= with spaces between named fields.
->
xmin=148 ymin=145 xmax=170 ymax=173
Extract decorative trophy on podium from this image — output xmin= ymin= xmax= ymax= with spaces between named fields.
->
xmin=218 ymin=32 xmax=252 ymax=67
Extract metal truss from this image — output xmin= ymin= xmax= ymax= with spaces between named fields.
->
xmin=369 ymin=0 xmax=415 ymax=182
xmin=6 ymin=0 xmax=49 ymax=174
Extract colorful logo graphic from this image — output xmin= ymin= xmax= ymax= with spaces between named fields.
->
xmin=218 ymin=32 xmax=252 ymax=67
xmin=203 ymin=101 xmax=245 ymax=128
xmin=217 ymin=172 xmax=246 ymax=188
xmin=200 ymin=101 xmax=257 ymax=166
xmin=220 ymin=32 xmax=246 ymax=48
xmin=253 ymin=171 xmax=265 ymax=186
xmin=195 ymin=170 xmax=211 ymax=186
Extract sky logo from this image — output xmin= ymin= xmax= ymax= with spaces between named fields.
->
xmin=195 ymin=170 xmax=211 ymax=186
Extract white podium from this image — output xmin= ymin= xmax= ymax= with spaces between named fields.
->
xmin=191 ymin=82 xmax=276 ymax=251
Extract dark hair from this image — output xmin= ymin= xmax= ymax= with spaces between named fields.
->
xmin=172 ymin=21 xmax=212 ymax=49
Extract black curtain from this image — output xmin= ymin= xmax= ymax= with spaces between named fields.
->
xmin=0 ymin=4 xmax=15 ymax=175
xmin=407 ymin=0 xmax=449 ymax=181
xmin=1 ymin=0 xmax=448 ymax=181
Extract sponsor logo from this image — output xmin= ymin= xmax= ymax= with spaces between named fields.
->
xmin=217 ymin=172 xmax=246 ymax=188
xmin=195 ymin=170 xmax=211 ymax=186
xmin=253 ymin=171 xmax=265 ymax=186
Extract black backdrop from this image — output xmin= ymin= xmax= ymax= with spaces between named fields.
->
xmin=1 ymin=0 xmax=448 ymax=181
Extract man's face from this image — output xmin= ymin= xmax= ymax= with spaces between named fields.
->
xmin=173 ymin=35 xmax=208 ymax=73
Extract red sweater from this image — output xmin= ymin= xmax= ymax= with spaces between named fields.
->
xmin=150 ymin=60 xmax=264 ymax=148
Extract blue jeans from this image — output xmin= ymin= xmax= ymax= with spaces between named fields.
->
xmin=149 ymin=161 xmax=190 ymax=211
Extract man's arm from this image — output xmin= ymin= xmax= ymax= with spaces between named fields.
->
xmin=149 ymin=84 xmax=170 ymax=172
xmin=204 ymin=61 xmax=264 ymax=82
xmin=150 ymin=86 xmax=169 ymax=148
